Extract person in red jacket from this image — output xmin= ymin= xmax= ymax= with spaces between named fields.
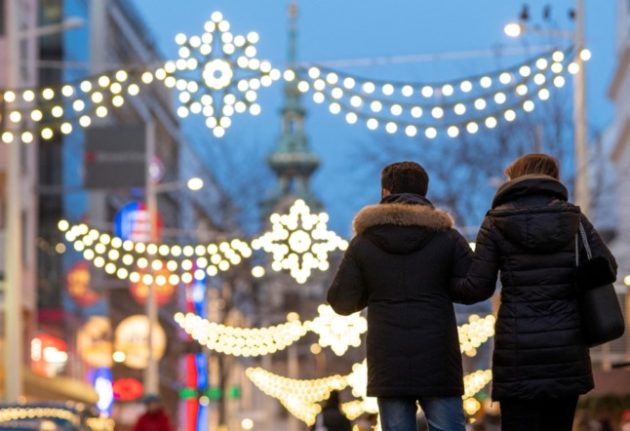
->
xmin=132 ymin=394 xmax=174 ymax=431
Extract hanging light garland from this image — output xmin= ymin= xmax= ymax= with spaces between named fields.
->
xmin=175 ymin=312 xmax=310 ymax=357
xmin=0 ymin=68 xmax=152 ymax=144
xmin=0 ymin=407 xmax=80 ymax=426
xmin=289 ymin=47 xmax=588 ymax=139
xmin=60 ymin=200 xmax=347 ymax=286
xmin=177 ymin=309 xmax=492 ymax=359
xmin=165 ymin=11 xmax=281 ymax=138
xmin=247 ymin=362 xmax=493 ymax=426
xmin=174 ymin=305 xmax=368 ymax=357
xmin=252 ymin=199 xmax=349 ymax=284
xmin=58 ymin=220 xmax=252 ymax=286
xmin=0 ymin=10 xmax=592 ymax=143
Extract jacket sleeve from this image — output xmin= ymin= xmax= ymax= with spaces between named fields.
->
xmin=580 ymin=214 xmax=618 ymax=273
xmin=449 ymin=229 xmax=474 ymax=291
xmin=327 ymin=238 xmax=367 ymax=316
xmin=449 ymin=216 xmax=500 ymax=305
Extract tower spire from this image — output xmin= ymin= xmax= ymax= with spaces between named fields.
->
xmin=265 ymin=1 xmax=320 ymax=211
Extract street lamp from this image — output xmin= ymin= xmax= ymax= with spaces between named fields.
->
xmin=185 ymin=177 xmax=204 ymax=192
xmin=503 ymin=0 xmax=590 ymax=216
xmin=504 ymin=22 xmax=523 ymax=38
xmin=144 ymin=174 xmax=205 ymax=395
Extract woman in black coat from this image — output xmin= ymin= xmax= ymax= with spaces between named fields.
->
xmin=450 ymin=154 xmax=617 ymax=431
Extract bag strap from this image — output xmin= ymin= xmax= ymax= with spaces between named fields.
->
xmin=575 ymin=233 xmax=580 ymax=267
xmin=578 ymin=222 xmax=593 ymax=260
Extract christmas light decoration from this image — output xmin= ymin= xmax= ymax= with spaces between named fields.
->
xmin=0 ymin=68 xmax=149 ymax=144
xmin=174 ymin=305 xmax=368 ymax=357
xmin=166 ymin=11 xmax=280 ymax=137
xmin=0 ymin=407 xmax=80 ymax=426
xmin=58 ymin=220 xmax=251 ymax=285
xmin=459 ymin=314 xmax=496 ymax=357
xmin=245 ymin=367 xmax=347 ymax=425
xmin=177 ymin=310 xmax=492 ymax=358
xmin=308 ymin=304 xmax=367 ymax=356
xmin=247 ymin=363 xmax=493 ymax=426
xmin=296 ymin=48 xmax=581 ymax=139
xmin=252 ymin=199 xmax=349 ymax=284
xmin=175 ymin=312 xmax=309 ymax=357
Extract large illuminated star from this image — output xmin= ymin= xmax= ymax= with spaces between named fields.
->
xmin=252 ymin=200 xmax=349 ymax=284
xmin=308 ymin=305 xmax=366 ymax=356
xmin=162 ymin=11 xmax=281 ymax=138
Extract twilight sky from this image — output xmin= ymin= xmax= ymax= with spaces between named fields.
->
xmin=131 ymin=0 xmax=617 ymax=234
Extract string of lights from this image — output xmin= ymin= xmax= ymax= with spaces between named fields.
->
xmin=0 ymin=68 xmax=151 ymax=144
xmin=0 ymin=9 xmax=594 ymax=142
xmin=174 ymin=306 xmax=368 ymax=357
xmin=288 ymin=47 xmax=590 ymax=138
xmin=59 ymin=199 xmax=347 ymax=285
xmin=0 ymin=407 xmax=80 ymax=426
xmin=247 ymin=362 xmax=493 ymax=426
xmin=58 ymin=220 xmax=252 ymax=286
xmin=178 ymin=309 xmax=493 ymax=360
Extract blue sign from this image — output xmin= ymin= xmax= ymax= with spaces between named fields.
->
xmin=90 ymin=367 xmax=114 ymax=416
xmin=114 ymin=201 xmax=153 ymax=242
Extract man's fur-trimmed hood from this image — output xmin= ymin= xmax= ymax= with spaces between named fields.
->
xmin=353 ymin=203 xmax=454 ymax=236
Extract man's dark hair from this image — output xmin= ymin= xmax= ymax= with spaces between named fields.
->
xmin=381 ymin=161 xmax=429 ymax=196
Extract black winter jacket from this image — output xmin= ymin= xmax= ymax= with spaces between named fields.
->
xmin=327 ymin=194 xmax=472 ymax=398
xmin=451 ymin=175 xmax=617 ymax=400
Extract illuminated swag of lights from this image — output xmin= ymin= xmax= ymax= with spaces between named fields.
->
xmin=246 ymin=362 xmax=493 ymax=426
xmin=252 ymin=199 xmax=349 ymax=284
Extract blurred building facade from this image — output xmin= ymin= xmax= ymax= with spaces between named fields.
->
xmin=606 ymin=0 xmax=630 ymax=368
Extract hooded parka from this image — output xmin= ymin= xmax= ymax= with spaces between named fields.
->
xmin=327 ymin=193 xmax=472 ymax=398
xmin=451 ymin=175 xmax=617 ymax=400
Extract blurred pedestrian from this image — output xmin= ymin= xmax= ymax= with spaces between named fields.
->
xmin=328 ymin=161 xmax=472 ymax=431
xmin=132 ymin=394 xmax=174 ymax=431
xmin=311 ymin=391 xmax=352 ymax=431
xmin=450 ymin=154 xmax=617 ymax=431
xmin=621 ymin=409 xmax=630 ymax=431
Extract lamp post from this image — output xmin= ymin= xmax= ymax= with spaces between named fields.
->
xmin=144 ymin=163 xmax=205 ymax=395
xmin=504 ymin=1 xmax=590 ymax=215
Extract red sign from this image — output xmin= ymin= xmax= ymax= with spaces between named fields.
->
xmin=67 ymin=261 xmax=101 ymax=306
xmin=113 ymin=378 xmax=144 ymax=401
xmin=129 ymin=264 xmax=175 ymax=306
xmin=31 ymin=334 xmax=68 ymax=377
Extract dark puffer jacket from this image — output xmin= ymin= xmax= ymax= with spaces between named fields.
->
xmin=451 ymin=175 xmax=617 ymax=400
xmin=327 ymin=194 xmax=472 ymax=398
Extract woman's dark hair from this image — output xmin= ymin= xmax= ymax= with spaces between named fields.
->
xmin=505 ymin=153 xmax=560 ymax=180
xmin=381 ymin=161 xmax=429 ymax=196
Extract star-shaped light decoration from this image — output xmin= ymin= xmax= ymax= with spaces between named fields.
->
xmin=252 ymin=199 xmax=349 ymax=284
xmin=308 ymin=305 xmax=366 ymax=356
xmin=161 ymin=11 xmax=281 ymax=138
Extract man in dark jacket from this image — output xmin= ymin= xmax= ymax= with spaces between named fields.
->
xmin=311 ymin=391 xmax=352 ymax=431
xmin=449 ymin=155 xmax=617 ymax=431
xmin=327 ymin=161 xmax=472 ymax=431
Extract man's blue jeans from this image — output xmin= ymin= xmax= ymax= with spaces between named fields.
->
xmin=378 ymin=397 xmax=466 ymax=431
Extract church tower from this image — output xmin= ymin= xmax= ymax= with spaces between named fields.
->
xmin=265 ymin=1 xmax=320 ymax=212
